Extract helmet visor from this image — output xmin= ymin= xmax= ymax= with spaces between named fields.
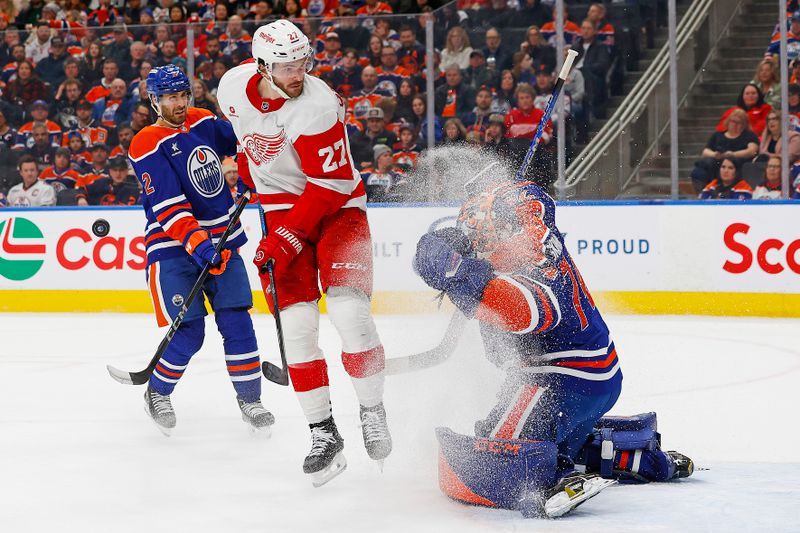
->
xmin=271 ymin=54 xmax=314 ymax=77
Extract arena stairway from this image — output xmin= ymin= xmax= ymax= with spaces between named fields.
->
xmin=618 ymin=0 xmax=777 ymax=199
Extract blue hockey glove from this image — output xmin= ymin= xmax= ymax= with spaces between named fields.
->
xmin=414 ymin=230 xmax=494 ymax=316
xmin=189 ymin=236 xmax=230 ymax=275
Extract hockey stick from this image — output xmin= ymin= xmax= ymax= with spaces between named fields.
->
xmin=384 ymin=52 xmax=580 ymax=376
xmin=255 ymin=200 xmax=290 ymax=387
xmin=106 ymin=190 xmax=252 ymax=386
xmin=515 ymin=48 xmax=578 ymax=182
xmin=384 ymin=309 xmax=468 ymax=375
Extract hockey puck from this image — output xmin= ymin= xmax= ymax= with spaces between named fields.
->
xmin=92 ymin=218 xmax=110 ymax=237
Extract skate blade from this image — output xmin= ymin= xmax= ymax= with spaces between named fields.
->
xmin=242 ymin=414 xmax=274 ymax=437
xmin=375 ymin=459 xmax=384 ymax=473
xmin=143 ymin=404 xmax=173 ymax=437
xmin=545 ymin=478 xmax=616 ymax=518
xmin=246 ymin=424 xmax=272 ymax=437
xmin=311 ymin=452 xmax=347 ymax=488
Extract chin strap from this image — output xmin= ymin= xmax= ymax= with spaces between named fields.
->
xmin=259 ymin=65 xmax=293 ymax=100
xmin=149 ymin=93 xmax=192 ymax=129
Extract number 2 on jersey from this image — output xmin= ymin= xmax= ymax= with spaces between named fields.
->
xmin=142 ymin=172 xmax=155 ymax=195
xmin=318 ymin=140 xmax=347 ymax=173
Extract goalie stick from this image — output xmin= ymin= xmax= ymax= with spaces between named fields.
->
xmin=106 ymin=189 xmax=252 ymax=386
xmin=385 ymin=50 xmax=580 ymax=375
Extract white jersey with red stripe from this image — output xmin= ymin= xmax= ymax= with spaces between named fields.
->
xmin=217 ymin=60 xmax=366 ymax=215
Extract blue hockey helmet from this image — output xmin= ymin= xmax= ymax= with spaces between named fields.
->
xmin=146 ymin=64 xmax=191 ymax=98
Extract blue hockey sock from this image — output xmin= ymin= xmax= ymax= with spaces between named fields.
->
xmin=215 ymin=308 xmax=261 ymax=402
xmin=149 ymin=319 xmax=205 ymax=395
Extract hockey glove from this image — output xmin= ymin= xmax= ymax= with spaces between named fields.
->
xmin=189 ymin=237 xmax=231 ymax=275
xmin=414 ymin=230 xmax=494 ymax=316
xmin=254 ymin=225 xmax=305 ymax=280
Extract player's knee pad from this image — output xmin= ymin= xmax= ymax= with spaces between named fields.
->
xmin=326 ymin=286 xmax=380 ymax=353
xmin=575 ymin=412 xmax=677 ymax=483
xmin=281 ymin=301 xmax=321 ymax=363
xmin=214 ymin=307 xmax=257 ymax=355
xmin=436 ymin=426 xmax=558 ymax=511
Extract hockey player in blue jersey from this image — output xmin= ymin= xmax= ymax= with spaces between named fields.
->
xmin=127 ymin=65 xmax=274 ymax=436
xmin=414 ymin=178 xmax=693 ymax=518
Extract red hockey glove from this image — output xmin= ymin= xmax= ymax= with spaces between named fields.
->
xmin=254 ymin=225 xmax=305 ymax=279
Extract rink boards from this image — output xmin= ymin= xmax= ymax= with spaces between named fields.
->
xmin=0 ymin=201 xmax=798 ymax=317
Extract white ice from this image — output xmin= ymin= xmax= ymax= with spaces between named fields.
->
xmin=2 ymin=312 xmax=799 ymax=532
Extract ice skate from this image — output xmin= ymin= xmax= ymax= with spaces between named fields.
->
xmin=237 ymin=397 xmax=275 ymax=435
xmin=359 ymin=402 xmax=392 ymax=468
xmin=144 ymin=386 xmax=176 ymax=437
xmin=667 ymin=451 xmax=694 ymax=479
xmin=303 ymin=417 xmax=347 ymax=487
xmin=520 ymin=472 xmax=616 ymax=519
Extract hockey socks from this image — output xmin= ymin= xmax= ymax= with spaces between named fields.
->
xmin=215 ymin=308 xmax=262 ymax=402
xmin=149 ymin=319 xmax=205 ymax=396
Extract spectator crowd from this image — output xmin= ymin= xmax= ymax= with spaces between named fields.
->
xmin=689 ymin=5 xmax=800 ymax=200
xmin=0 ymin=0 xmax=674 ymax=206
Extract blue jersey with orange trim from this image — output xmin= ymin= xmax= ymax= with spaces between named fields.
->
xmin=469 ymin=183 xmax=621 ymax=394
xmin=128 ymin=107 xmax=246 ymax=266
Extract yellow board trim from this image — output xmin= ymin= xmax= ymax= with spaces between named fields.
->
xmin=0 ymin=290 xmax=798 ymax=317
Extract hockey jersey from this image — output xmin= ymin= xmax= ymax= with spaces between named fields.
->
xmin=7 ymin=180 xmax=56 ymax=207
xmin=217 ymin=61 xmax=365 ymax=214
xmin=463 ymin=183 xmax=620 ymax=394
xmin=128 ymin=107 xmax=246 ymax=265
xmin=38 ymin=165 xmax=82 ymax=193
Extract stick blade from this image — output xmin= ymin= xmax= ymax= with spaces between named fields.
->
xmin=262 ymin=361 xmax=290 ymax=386
xmin=106 ymin=364 xmax=149 ymax=386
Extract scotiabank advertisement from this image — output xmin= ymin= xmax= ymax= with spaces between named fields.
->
xmin=0 ymin=203 xmax=797 ymax=297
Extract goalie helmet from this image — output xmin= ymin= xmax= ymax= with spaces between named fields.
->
xmin=252 ymin=20 xmax=314 ymax=98
xmin=457 ymin=180 xmax=563 ymax=274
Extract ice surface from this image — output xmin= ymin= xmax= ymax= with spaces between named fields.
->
xmin=2 ymin=313 xmax=799 ymax=532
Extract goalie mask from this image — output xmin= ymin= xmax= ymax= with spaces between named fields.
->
xmin=457 ymin=180 xmax=563 ymax=274
xmin=252 ymin=20 xmax=314 ymax=99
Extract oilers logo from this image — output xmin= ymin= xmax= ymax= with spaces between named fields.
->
xmin=186 ymin=145 xmax=224 ymax=198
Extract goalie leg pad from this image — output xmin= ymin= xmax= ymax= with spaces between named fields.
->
xmin=436 ymin=426 xmax=558 ymax=511
xmin=576 ymin=412 xmax=678 ymax=482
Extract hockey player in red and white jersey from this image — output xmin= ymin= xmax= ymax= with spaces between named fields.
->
xmin=217 ymin=20 xmax=391 ymax=487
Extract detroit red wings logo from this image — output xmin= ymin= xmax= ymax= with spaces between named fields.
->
xmin=243 ymin=130 xmax=287 ymax=166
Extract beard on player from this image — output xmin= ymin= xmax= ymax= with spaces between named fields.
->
xmin=272 ymin=72 xmax=304 ymax=98
xmin=158 ymin=91 xmax=190 ymax=126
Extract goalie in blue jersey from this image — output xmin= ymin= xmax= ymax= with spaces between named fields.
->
xmin=414 ymin=177 xmax=694 ymax=518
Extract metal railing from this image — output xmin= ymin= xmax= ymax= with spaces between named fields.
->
xmin=563 ymin=0 xmax=744 ymax=198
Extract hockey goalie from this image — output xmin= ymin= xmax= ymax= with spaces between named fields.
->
xmin=413 ymin=177 xmax=694 ymax=518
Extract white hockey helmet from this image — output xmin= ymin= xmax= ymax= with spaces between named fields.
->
xmin=252 ymin=20 xmax=313 ymax=97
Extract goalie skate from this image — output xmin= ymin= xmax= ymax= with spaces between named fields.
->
xmin=303 ymin=417 xmax=347 ymax=488
xmin=237 ymin=397 xmax=275 ymax=435
xmin=542 ymin=472 xmax=616 ymax=518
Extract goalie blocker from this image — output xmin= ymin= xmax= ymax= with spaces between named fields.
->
xmin=437 ymin=412 xmax=693 ymax=518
